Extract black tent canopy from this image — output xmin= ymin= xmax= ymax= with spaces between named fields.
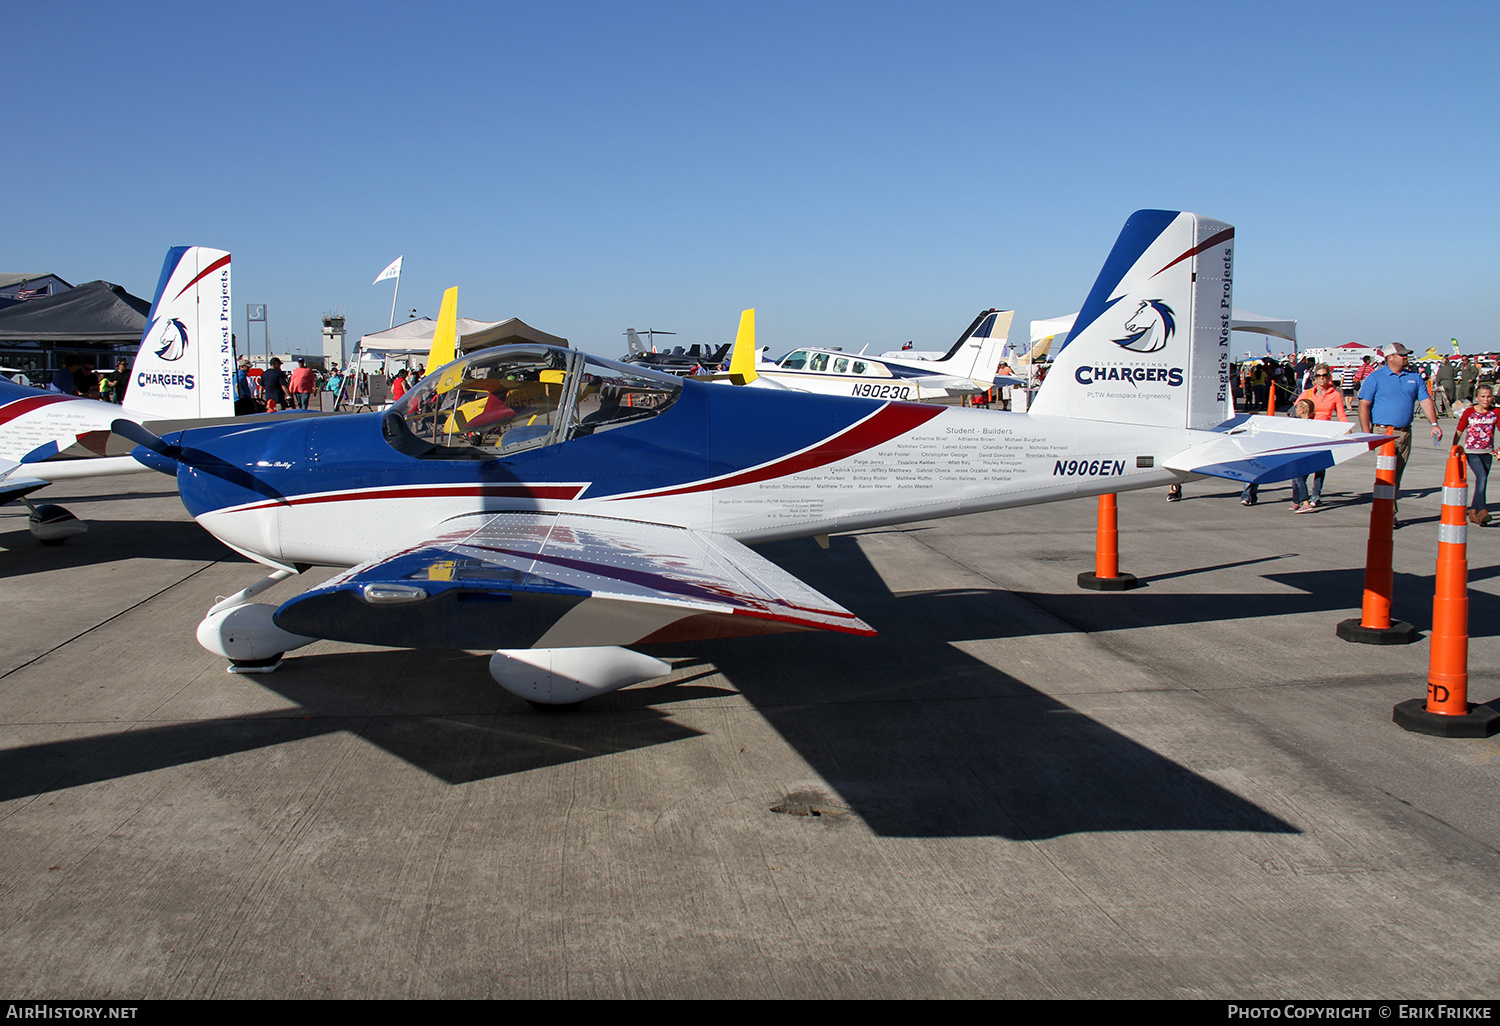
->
xmin=0 ymin=281 xmax=151 ymax=372
xmin=0 ymin=280 xmax=151 ymax=342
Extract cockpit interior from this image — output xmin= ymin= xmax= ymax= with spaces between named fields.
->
xmin=383 ymin=346 xmax=683 ymax=460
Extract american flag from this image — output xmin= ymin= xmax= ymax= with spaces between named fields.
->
xmin=15 ymin=285 xmax=49 ymax=300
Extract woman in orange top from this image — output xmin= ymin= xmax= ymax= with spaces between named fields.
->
xmin=1295 ymin=362 xmax=1347 ymax=507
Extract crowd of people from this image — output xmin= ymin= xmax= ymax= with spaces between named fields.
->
xmin=1236 ymin=351 xmax=1497 ymax=417
xmin=1206 ymin=345 xmax=1496 ymax=527
xmin=42 ymin=355 xmax=132 ymax=403
xmin=233 ymin=357 xmax=345 ymax=414
xmin=231 ymin=358 xmax=429 ymax=414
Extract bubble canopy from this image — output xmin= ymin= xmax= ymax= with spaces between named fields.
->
xmin=384 ymin=345 xmax=684 ymax=460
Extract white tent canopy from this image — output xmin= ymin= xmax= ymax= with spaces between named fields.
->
xmin=1229 ymin=308 xmax=1297 ymax=344
xmin=358 ymin=316 xmax=568 ymax=356
xmin=1028 ymin=306 xmax=1297 ymax=353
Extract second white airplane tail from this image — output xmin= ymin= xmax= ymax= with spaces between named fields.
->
xmin=123 ymin=247 xmax=236 ymax=422
xmin=1028 ymin=210 xmax=1233 ymax=430
xmin=926 ymin=308 xmax=1015 ymax=384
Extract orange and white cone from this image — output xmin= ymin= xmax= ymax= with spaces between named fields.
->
xmin=1338 ymin=439 xmax=1415 ymax=644
xmin=1394 ymin=446 xmax=1498 ymax=736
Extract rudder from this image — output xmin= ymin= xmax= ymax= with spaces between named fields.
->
xmin=1028 ymin=211 xmax=1233 ymax=429
xmin=124 ymin=247 xmax=235 ymax=421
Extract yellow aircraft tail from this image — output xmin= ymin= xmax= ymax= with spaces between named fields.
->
xmin=429 ymin=288 xmax=467 ymax=396
xmin=726 ymin=308 xmax=758 ymax=384
xmin=426 ymin=287 xmax=459 ymax=374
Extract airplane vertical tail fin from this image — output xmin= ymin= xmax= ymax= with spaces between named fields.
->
xmin=928 ymin=309 xmax=1015 ymax=384
xmin=430 ymin=288 xmax=468 ymax=396
xmin=625 ymin=329 xmax=648 ymax=357
xmin=726 ymin=309 xmax=759 ymax=384
xmin=425 ymin=286 xmax=459 ymax=373
xmin=1027 ymin=211 xmax=1234 ymax=429
xmin=123 ymin=247 xmax=235 ymax=421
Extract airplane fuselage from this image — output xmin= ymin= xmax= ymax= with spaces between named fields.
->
xmin=167 ymin=377 xmax=1188 ymax=571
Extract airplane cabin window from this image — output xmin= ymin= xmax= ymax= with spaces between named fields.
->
xmin=832 ymin=357 xmax=849 ymax=374
xmin=567 ymin=356 xmax=682 ymax=439
xmin=781 ymin=351 xmax=809 ymax=370
xmin=809 ymin=353 xmax=829 ymax=372
xmin=390 ymin=346 xmax=574 ymax=458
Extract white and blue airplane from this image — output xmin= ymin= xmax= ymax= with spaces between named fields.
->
xmin=114 ymin=211 xmax=1387 ymax=706
xmin=0 ymin=247 xmax=235 ymax=539
xmin=753 ymin=309 xmax=1015 ymax=402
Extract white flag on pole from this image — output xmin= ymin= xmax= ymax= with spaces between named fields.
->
xmin=373 ymin=256 xmax=403 ymax=285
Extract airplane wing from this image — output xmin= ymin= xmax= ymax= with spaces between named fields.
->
xmin=0 ymin=459 xmax=51 ymax=504
xmin=272 ymin=512 xmax=875 ymax=650
xmin=1164 ymin=415 xmax=1392 ymax=484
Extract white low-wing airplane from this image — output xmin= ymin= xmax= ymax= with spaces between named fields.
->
xmin=0 ymin=247 xmax=235 ymax=538
xmin=115 ymin=211 xmax=1387 ymax=706
xmin=750 ymin=309 xmax=1015 ymax=402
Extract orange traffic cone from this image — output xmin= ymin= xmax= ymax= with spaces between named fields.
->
xmin=1338 ymin=438 xmax=1416 ymax=644
xmin=1078 ymin=493 xmax=1139 ymax=591
xmin=1394 ymin=446 xmax=1499 ymax=736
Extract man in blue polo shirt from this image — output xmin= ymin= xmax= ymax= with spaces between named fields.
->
xmin=1358 ymin=342 xmax=1441 ymax=528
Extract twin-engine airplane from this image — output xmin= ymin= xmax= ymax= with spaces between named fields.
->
xmin=0 ymin=247 xmax=235 ymax=538
xmin=117 ymin=211 xmax=1386 ymax=706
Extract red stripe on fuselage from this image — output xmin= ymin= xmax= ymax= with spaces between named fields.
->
xmin=0 ymin=393 xmax=79 ymax=427
xmin=613 ymin=402 xmax=945 ymax=501
xmin=234 ymin=482 xmax=588 ymax=513
xmin=173 ymin=254 xmax=232 ymax=299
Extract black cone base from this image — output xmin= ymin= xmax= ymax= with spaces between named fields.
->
xmin=1393 ymin=699 xmax=1500 ymax=738
xmin=1336 ymin=618 xmax=1417 ymax=645
xmin=1077 ymin=571 xmax=1139 ymax=591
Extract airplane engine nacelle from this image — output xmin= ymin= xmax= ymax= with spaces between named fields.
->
xmin=489 ymin=647 xmax=671 ymax=705
xmin=198 ymin=602 xmax=315 ymax=672
xmin=28 ymin=503 xmax=87 ymax=544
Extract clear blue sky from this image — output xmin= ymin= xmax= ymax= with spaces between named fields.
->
xmin=4 ymin=0 xmax=1496 ymax=359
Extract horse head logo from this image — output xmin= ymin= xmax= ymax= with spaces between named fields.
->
xmin=1112 ymin=300 xmax=1175 ymax=353
xmin=152 ymin=317 xmax=189 ymax=362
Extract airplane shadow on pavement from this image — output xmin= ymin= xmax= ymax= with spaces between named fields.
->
xmin=644 ymin=535 xmax=1298 ymax=840
xmin=0 ymin=535 xmax=1298 ymax=842
xmin=0 ymin=647 xmax=708 ymax=803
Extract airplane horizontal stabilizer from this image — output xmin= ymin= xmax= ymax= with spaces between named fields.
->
xmin=1165 ymin=415 xmax=1391 ymax=484
xmin=272 ymin=512 xmax=875 ymax=650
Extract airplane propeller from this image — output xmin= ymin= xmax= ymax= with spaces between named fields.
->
xmin=111 ymin=419 xmax=288 ymax=504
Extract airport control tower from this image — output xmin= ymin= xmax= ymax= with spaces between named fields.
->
xmin=321 ymin=312 xmax=346 ymax=366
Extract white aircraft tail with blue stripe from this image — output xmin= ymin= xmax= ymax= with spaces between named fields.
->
xmin=1030 ymin=210 xmax=1386 ymax=483
xmin=123 ymin=247 xmax=236 ymax=422
xmin=1029 ymin=210 xmax=1233 ymax=430
xmin=922 ymin=308 xmax=1013 ymax=385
